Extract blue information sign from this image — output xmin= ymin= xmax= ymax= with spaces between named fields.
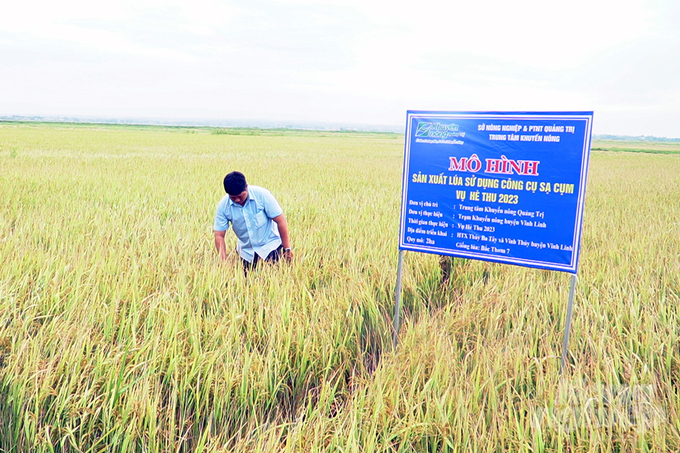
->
xmin=399 ymin=111 xmax=593 ymax=273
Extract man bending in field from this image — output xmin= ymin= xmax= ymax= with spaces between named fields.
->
xmin=214 ymin=171 xmax=293 ymax=274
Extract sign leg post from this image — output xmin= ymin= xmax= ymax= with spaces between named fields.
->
xmin=393 ymin=250 xmax=405 ymax=348
xmin=560 ymin=274 xmax=578 ymax=374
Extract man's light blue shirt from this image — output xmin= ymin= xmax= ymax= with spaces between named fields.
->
xmin=214 ymin=185 xmax=283 ymax=263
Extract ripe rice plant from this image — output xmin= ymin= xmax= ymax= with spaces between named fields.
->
xmin=0 ymin=122 xmax=678 ymax=452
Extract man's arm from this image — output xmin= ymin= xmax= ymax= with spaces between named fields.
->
xmin=214 ymin=230 xmax=229 ymax=262
xmin=272 ymin=214 xmax=293 ymax=261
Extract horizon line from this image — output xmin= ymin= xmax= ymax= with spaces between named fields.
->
xmin=1 ymin=115 xmax=679 ymax=141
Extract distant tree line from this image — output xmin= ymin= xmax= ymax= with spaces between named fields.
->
xmin=594 ymin=134 xmax=680 ymax=142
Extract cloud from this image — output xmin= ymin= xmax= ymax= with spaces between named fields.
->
xmin=0 ymin=0 xmax=244 ymax=61
xmin=1 ymin=0 xmax=679 ymax=136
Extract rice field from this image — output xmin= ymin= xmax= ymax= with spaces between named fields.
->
xmin=0 ymin=122 xmax=679 ymax=452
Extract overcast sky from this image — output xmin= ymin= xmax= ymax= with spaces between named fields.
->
xmin=1 ymin=0 xmax=679 ymax=136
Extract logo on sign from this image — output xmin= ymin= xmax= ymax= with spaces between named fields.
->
xmin=415 ymin=122 xmax=460 ymax=139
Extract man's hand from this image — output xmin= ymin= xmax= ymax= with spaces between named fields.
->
xmin=214 ymin=230 xmax=229 ymax=262
xmin=283 ymin=248 xmax=294 ymax=262
xmin=273 ymin=214 xmax=293 ymax=263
